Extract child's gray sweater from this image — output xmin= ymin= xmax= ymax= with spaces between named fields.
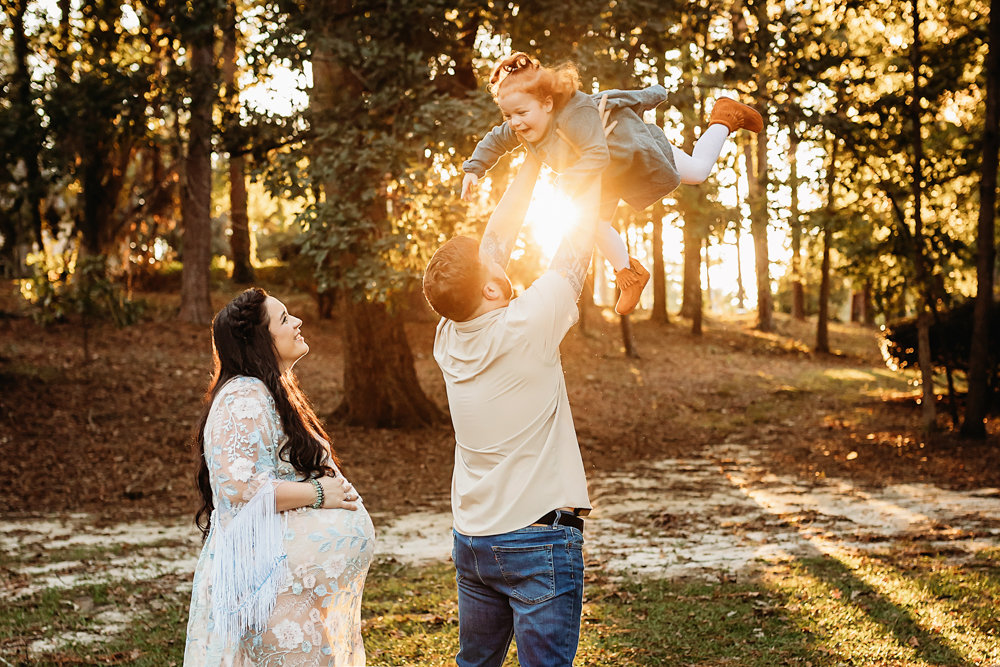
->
xmin=463 ymin=85 xmax=680 ymax=211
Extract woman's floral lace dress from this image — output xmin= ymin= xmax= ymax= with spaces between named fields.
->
xmin=184 ymin=377 xmax=375 ymax=667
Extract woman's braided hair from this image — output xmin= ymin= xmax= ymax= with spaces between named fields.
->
xmin=488 ymin=52 xmax=580 ymax=110
xmin=193 ymin=288 xmax=337 ymax=539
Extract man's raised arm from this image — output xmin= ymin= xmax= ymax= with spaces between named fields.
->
xmin=480 ymin=155 xmax=543 ymax=270
xmin=547 ymin=176 xmax=602 ymax=299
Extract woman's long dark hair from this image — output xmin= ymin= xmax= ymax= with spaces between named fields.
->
xmin=194 ymin=288 xmax=337 ymax=539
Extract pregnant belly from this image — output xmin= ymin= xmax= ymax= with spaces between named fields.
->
xmin=282 ymin=506 xmax=376 ymax=597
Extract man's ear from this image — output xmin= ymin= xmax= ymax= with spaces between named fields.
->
xmin=482 ymin=280 xmax=502 ymax=301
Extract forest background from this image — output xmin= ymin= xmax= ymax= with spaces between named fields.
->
xmin=0 ymin=0 xmax=998 ymax=480
xmin=3 ymin=0 xmax=999 ymax=437
xmin=3 ymin=1 xmax=1000 ymax=665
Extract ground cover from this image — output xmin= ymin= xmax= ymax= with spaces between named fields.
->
xmin=3 ymin=549 xmax=998 ymax=666
xmin=3 ymin=281 xmax=1000 ymax=665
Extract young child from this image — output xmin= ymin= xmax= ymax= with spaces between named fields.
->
xmin=462 ymin=52 xmax=763 ymax=315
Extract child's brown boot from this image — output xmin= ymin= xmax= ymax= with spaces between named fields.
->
xmin=709 ymin=97 xmax=764 ymax=133
xmin=615 ymin=257 xmax=650 ymax=315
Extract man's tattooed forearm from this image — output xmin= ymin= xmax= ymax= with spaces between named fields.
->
xmin=551 ymin=240 xmax=593 ymax=300
xmin=481 ymin=231 xmax=511 ymax=267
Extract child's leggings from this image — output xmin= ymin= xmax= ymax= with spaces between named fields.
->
xmin=596 ymin=123 xmax=730 ymax=272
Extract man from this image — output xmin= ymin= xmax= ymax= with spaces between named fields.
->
xmin=422 ymin=136 xmax=604 ymax=666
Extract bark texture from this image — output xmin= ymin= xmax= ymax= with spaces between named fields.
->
xmin=5 ymin=0 xmax=43 ymax=275
xmin=222 ymin=4 xmax=255 ymax=285
xmin=750 ymin=0 xmax=773 ymax=332
xmin=962 ymin=0 xmax=1000 ymax=438
xmin=816 ymin=139 xmax=836 ymax=354
xmin=790 ymin=130 xmax=805 ymax=320
xmin=335 ymin=297 xmax=443 ymax=427
xmin=681 ymin=222 xmax=701 ymax=320
xmin=743 ymin=135 xmax=772 ymax=332
xmin=650 ymin=203 xmax=669 ymax=323
xmin=650 ymin=84 xmax=669 ymax=324
xmin=178 ymin=32 xmax=216 ymax=325
xmin=909 ymin=0 xmax=937 ymax=431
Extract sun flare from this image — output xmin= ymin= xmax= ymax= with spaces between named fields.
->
xmin=522 ymin=175 xmax=581 ymax=260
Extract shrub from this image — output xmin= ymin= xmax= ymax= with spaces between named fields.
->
xmin=20 ymin=253 xmax=144 ymax=357
xmin=880 ymin=301 xmax=999 ymax=404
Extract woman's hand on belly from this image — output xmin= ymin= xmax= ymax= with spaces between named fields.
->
xmin=275 ymin=475 xmax=360 ymax=512
xmin=320 ymin=475 xmax=360 ymax=510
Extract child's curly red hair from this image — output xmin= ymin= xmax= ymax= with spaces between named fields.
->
xmin=489 ymin=52 xmax=580 ymax=110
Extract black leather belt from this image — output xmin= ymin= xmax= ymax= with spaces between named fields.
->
xmin=534 ymin=509 xmax=585 ymax=533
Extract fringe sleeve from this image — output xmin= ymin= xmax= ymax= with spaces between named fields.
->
xmin=203 ymin=378 xmax=291 ymax=647
xmin=211 ymin=476 xmax=289 ymax=646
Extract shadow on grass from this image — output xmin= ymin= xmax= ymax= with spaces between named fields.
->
xmin=595 ymin=547 xmax=994 ymax=666
xmin=867 ymin=548 xmax=1000 ymax=638
xmin=6 ymin=552 xmax=998 ymax=667
xmin=794 ymin=555 xmax=971 ymax=666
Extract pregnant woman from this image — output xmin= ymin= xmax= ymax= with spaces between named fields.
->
xmin=184 ymin=288 xmax=375 ymax=667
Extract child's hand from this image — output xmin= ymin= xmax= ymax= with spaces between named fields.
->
xmin=461 ymin=173 xmax=479 ymax=201
xmin=596 ymin=94 xmax=618 ymax=138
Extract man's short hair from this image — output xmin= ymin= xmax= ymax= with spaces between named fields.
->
xmin=423 ymin=236 xmax=486 ymax=322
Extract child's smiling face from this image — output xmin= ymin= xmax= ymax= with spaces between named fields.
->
xmin=497 ymin=91 xmax=554 ymax=143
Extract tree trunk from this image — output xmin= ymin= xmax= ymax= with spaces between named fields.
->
xmin=850 ymin=290 xmax=865 ymax=323
xmin=744 ymin=134 xmax=772 ymax=331
xmin=620 ymin=315 xmax=639 ymax=358
xmin=751 ymin=132 xmax=772 ymax=331
xmin=650 ymin=72 xmax=670 ymax=324
xmin=735 ymin=222 xmax=746 ymax=310
xmin=863 ymin=284 xmax=876 ymax=325
xmin=945 ymin=359 xmax=959 ymax=427
xmin=678 ymin=63 xmax=703 ymax=323
xmin=2 ymin=0 xmax=44 ymax=277
xmin=790 ymin=129 xmax=805 ymax=320
xmin=816 ymin=138 xmax=836 ymax=354
xmin=617 ymin=286 xmax=640 ymax=358
xmin=311 ymin=9 xmax=443 ymax=427
xmin=681 ymin=222 xmax=701 ymax=319
xmin=750 ymin=0 xmax=773 ymax=333
xmin=80 ymin=163 xmax=103 ymax=256
xmin=650 ymin=203 xmax=669 ymax=323
xmin=909 ymin=0 xmax=937 ymax=431
xmin=179 ymin=28 xmax=216 ymax=325
xmin=962 ymin=0 xmax=1000 ymax=438
xmin=691 ymin=245 xmax=703 ymax=336
xmin=704 ymin=236 xmax=712 ymax=313
xmin=816 ymin=227 xmax=832 ymax=353
xmin=222 ymin=2 xmax=255 ymax=285
xmin=733 ymin=169 xmax=747 ymax=310
xmin=334 ymin=296 xmax=444 ymax=427
xmin=229 ymin=157 xmax=254 ymax=283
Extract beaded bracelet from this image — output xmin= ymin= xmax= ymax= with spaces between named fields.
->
xmin=309 ymin=478 xmax=325 ymax=509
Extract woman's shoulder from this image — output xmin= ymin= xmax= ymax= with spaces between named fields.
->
xmin=213 ymin=376 xmax=276 ymax=409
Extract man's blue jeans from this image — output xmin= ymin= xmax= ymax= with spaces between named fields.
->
xmin=452 ymin=525 xmax=585 ymax=667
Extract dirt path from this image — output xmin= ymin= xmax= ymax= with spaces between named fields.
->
xmin=5 ymin=444 xmax=997 ymax=615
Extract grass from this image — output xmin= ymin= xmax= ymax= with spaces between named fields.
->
xmin=4 ymin=547 xmax=998 ymax=666
xmin=0 ymin=579 xmax=188 ymax=666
